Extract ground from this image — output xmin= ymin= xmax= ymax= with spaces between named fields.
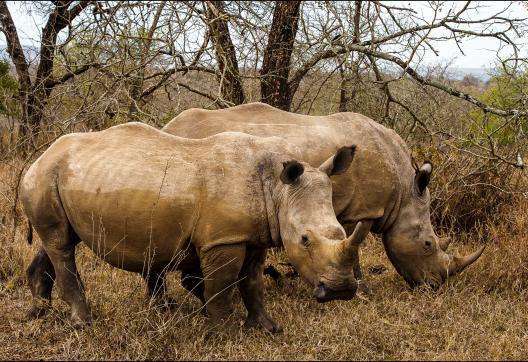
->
xmin=1 ymin=230 xmax=527 ymax=360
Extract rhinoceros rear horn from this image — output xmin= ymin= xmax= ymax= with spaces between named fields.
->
xmin=415 ymin=161 xmax=433 ymax=195
xmin=280 ymin=160 xmax=304 ymax=184
xmin=451 ymin=245 xmax=486 ymax=274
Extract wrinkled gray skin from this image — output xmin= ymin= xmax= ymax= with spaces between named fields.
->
xmin=163 ymin=102 xmax=485 ymax=289
xmin=21 ymin=123 xmax=361 ymax=333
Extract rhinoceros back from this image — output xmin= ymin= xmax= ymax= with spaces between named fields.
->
xmin=163 ymin=103 xmax=412 ymax=229
xmin=163 ymin=103 xmax=409 ymax=168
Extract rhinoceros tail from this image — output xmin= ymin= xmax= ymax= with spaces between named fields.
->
xmin=27 ymin=220 xmax=33 ymax=244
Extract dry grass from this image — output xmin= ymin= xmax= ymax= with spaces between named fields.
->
xmin=1 ymin=160 xmax=528 ymax=360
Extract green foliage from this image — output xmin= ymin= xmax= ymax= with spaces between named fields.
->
xmin=473 ymin=66 xmax=528 ymax=146
xmin=0 ymin=59 xmax=19 ymax=115
xmin=483 ymin=67 xmax=528 ymax=110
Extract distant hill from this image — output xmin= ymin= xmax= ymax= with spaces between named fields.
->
xmin=449 ymin=67 xmax=492 ymax=81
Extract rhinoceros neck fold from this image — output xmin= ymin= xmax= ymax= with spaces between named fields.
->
xmin=256 ymin=158 xmax=282 ymax=248
xmin=375 ymin=188 xmax=403 ymax=235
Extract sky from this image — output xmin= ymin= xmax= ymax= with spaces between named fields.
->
xmin=413 ymin=1 xmax=528 ymax=69
xmin=2 ymin=1 xmax=527 ymax=71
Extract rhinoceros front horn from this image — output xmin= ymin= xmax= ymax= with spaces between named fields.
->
xmin=451 ymin=245 xmax=486 ymax=274
xmin=342 ymin=221 xmax=371 ymax=257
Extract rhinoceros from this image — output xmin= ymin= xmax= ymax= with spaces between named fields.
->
xmin=21 ymin=122 xmax=363 ymax=332
xmin=162 ymin=102 xmax=485 ymax=289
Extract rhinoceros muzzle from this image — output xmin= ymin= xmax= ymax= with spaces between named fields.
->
xmin=313 ymin=282 xmax=357 ymax=303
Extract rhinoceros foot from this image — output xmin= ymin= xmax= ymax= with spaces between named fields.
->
xmin=70 ymin=304 xmax=93 ymax=329
xmin=244 ymin=312 xmax=283 ymax=334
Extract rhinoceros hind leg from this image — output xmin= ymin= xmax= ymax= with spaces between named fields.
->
xmin=26 ymin=247 xmax=55 ymax=319
xmin=199 ymin=243 xmax=245 ymax=329
xmin=239 ymin=248 xmax=282 ymax=333
xmin=36 ymin=222 xmax=91 ymax=327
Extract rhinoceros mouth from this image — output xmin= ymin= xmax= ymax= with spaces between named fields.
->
xmin=313 ymin=283 xmax=356 ymax=303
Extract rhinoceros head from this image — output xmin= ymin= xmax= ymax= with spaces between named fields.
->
xmin=273 ymin=146 xmax=364 ymax=302
xmin=382 ymin=161 xmax=485 ymax=289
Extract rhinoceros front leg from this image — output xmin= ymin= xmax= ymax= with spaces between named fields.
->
xmin=238 ymin=247 xmax=282 ymax=333
xmin=199 ymin=243 xmax=245 ymax=329
xmin=26 ymin=247 xmax=55 ymax=319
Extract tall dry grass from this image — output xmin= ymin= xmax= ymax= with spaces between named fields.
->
xmin=1 ymin=155 xmax=527 ymax=360
xmin=0 ymin=67 xmax=526 ymax=359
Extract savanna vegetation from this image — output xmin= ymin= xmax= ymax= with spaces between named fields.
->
xmin=0 ymin=1 xmax=527 ymax=360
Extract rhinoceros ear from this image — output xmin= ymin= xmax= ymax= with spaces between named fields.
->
xmin=415 ymin=161 xmax=433 ymax=195
xmin=319 ymin=145 xmax=356 ymax=177
xmin=280 ymin=160 xmax=305 ymax=184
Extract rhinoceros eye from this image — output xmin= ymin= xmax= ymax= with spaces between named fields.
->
xmin=423 ymin=240 xmax=435 ymax=255
xmin=301 ymin=235 xmax=310 ymax=247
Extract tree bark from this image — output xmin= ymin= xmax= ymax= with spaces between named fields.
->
xmin=260 ymin=1 xmax=301 ymax=111
xmin=205 ymin=0 xmax=245 ymax=107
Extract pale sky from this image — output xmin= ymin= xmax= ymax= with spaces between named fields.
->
xmin=414 ymin=1 xmax=528 ymax=69
xmin=2 ymin=1 xmax=527 ymax=70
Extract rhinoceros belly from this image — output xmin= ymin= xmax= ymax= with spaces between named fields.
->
xmin=58 ymin=154 xmax=201 ymax=273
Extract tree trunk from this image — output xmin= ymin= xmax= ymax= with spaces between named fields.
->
xmin=205 ymin=0 xmax=245 ymax=107
xmin=260 ymin=1 xmax=301 ymax=111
